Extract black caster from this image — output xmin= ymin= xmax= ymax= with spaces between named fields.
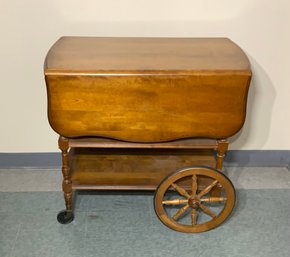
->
xmin=57 ymin=210 xmax=74 ymax=224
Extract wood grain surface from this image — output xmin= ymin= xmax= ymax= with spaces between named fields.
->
xmin=44 ymin=37 xmax=250 ymax=75
xmin=69 ymin=148 xmax=216 ymax=190
xmin=45 ymin=37 xmax=251 ymax=141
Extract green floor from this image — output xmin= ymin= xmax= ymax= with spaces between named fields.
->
xmin=0 ymin=189 xmax=289 ymax=257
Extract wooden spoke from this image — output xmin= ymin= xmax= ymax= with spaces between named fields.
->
xmin=197 ymin=180 xmax=219 ymax=198
xmin=200 ymin=197 xmax=227 ymax=203
xmin=173 ymin=204 xmax=190 ymax=221
xmin=199 ymin=203 xmax=216 ymax=218
xmin=191 ymin=174 xmax=197 ymax=197
xmin=162 ymin=199 xmax=188 ymax=205
xmin=191 ymin=209 xmax=197 ymax=225
xmin=171 ymin=183 xmax=191 ymax=199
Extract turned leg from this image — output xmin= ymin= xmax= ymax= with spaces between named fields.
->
xmin=211 ymin=139 xmax=229 ymax=197
xmin=57 ymin=136 xmax=74 ymax=224
xmin=216 ymin=139 xmax=229 ymax=171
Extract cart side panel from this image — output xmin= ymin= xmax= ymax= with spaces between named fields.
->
xmin=45 ymin=74 xmax=251 ymax=142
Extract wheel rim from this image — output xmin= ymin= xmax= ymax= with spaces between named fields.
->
xmin=154 ymin=166 xmax=235 ymax=233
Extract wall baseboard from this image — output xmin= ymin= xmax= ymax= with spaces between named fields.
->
xmin=0 ymin=153 xmax=61 ymax=169
xmin=224 ymin=150 xmax=290 ymax=168
xmin=0 ymin=151 xmax=289 ymax=170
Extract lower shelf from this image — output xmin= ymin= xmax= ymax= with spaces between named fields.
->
xmin=69 ymin=148 xmax=216 ymax=190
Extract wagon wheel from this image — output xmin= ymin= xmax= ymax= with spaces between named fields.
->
xmin=154 ymin=166 xmax=235 ymax=233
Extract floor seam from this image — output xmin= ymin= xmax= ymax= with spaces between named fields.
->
xmin=8 ymin=222 xmax=21 ymax=257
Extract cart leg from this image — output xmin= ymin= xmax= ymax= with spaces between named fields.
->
xmin=211 ymin=139 xmax=229 ymax=197
xmin=57 ymin=136 xmax=74 ymax=224
xmin=216 ymin=139 xmax=228 ymax=171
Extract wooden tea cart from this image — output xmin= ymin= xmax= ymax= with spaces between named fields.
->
xmin=44 ymin=37 xmax=251 ymax=233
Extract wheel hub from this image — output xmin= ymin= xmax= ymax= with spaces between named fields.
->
xmin=188 ymin=197 xmax=200 ymax=208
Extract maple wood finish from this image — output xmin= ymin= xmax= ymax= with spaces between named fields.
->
xmin=45 ymin=37 xmax=251 ymax=142
xmin=44 ymin=37 xmax=251 ymax=232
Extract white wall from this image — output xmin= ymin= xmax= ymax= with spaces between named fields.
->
xmin=0 ymin=0 xmax=289 ymax=152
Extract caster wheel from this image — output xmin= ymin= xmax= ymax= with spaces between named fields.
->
xmin=154 ymin=166 xmax=235 ymax=233
xmin=57 ymin=210 xmax=74 ymax=224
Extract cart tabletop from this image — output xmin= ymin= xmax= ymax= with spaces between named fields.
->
xmin=44 ymin=37 xmax=251 ymax=75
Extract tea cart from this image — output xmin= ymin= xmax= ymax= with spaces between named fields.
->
xmin=44 ymin=37 xmax=251 ymax=232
